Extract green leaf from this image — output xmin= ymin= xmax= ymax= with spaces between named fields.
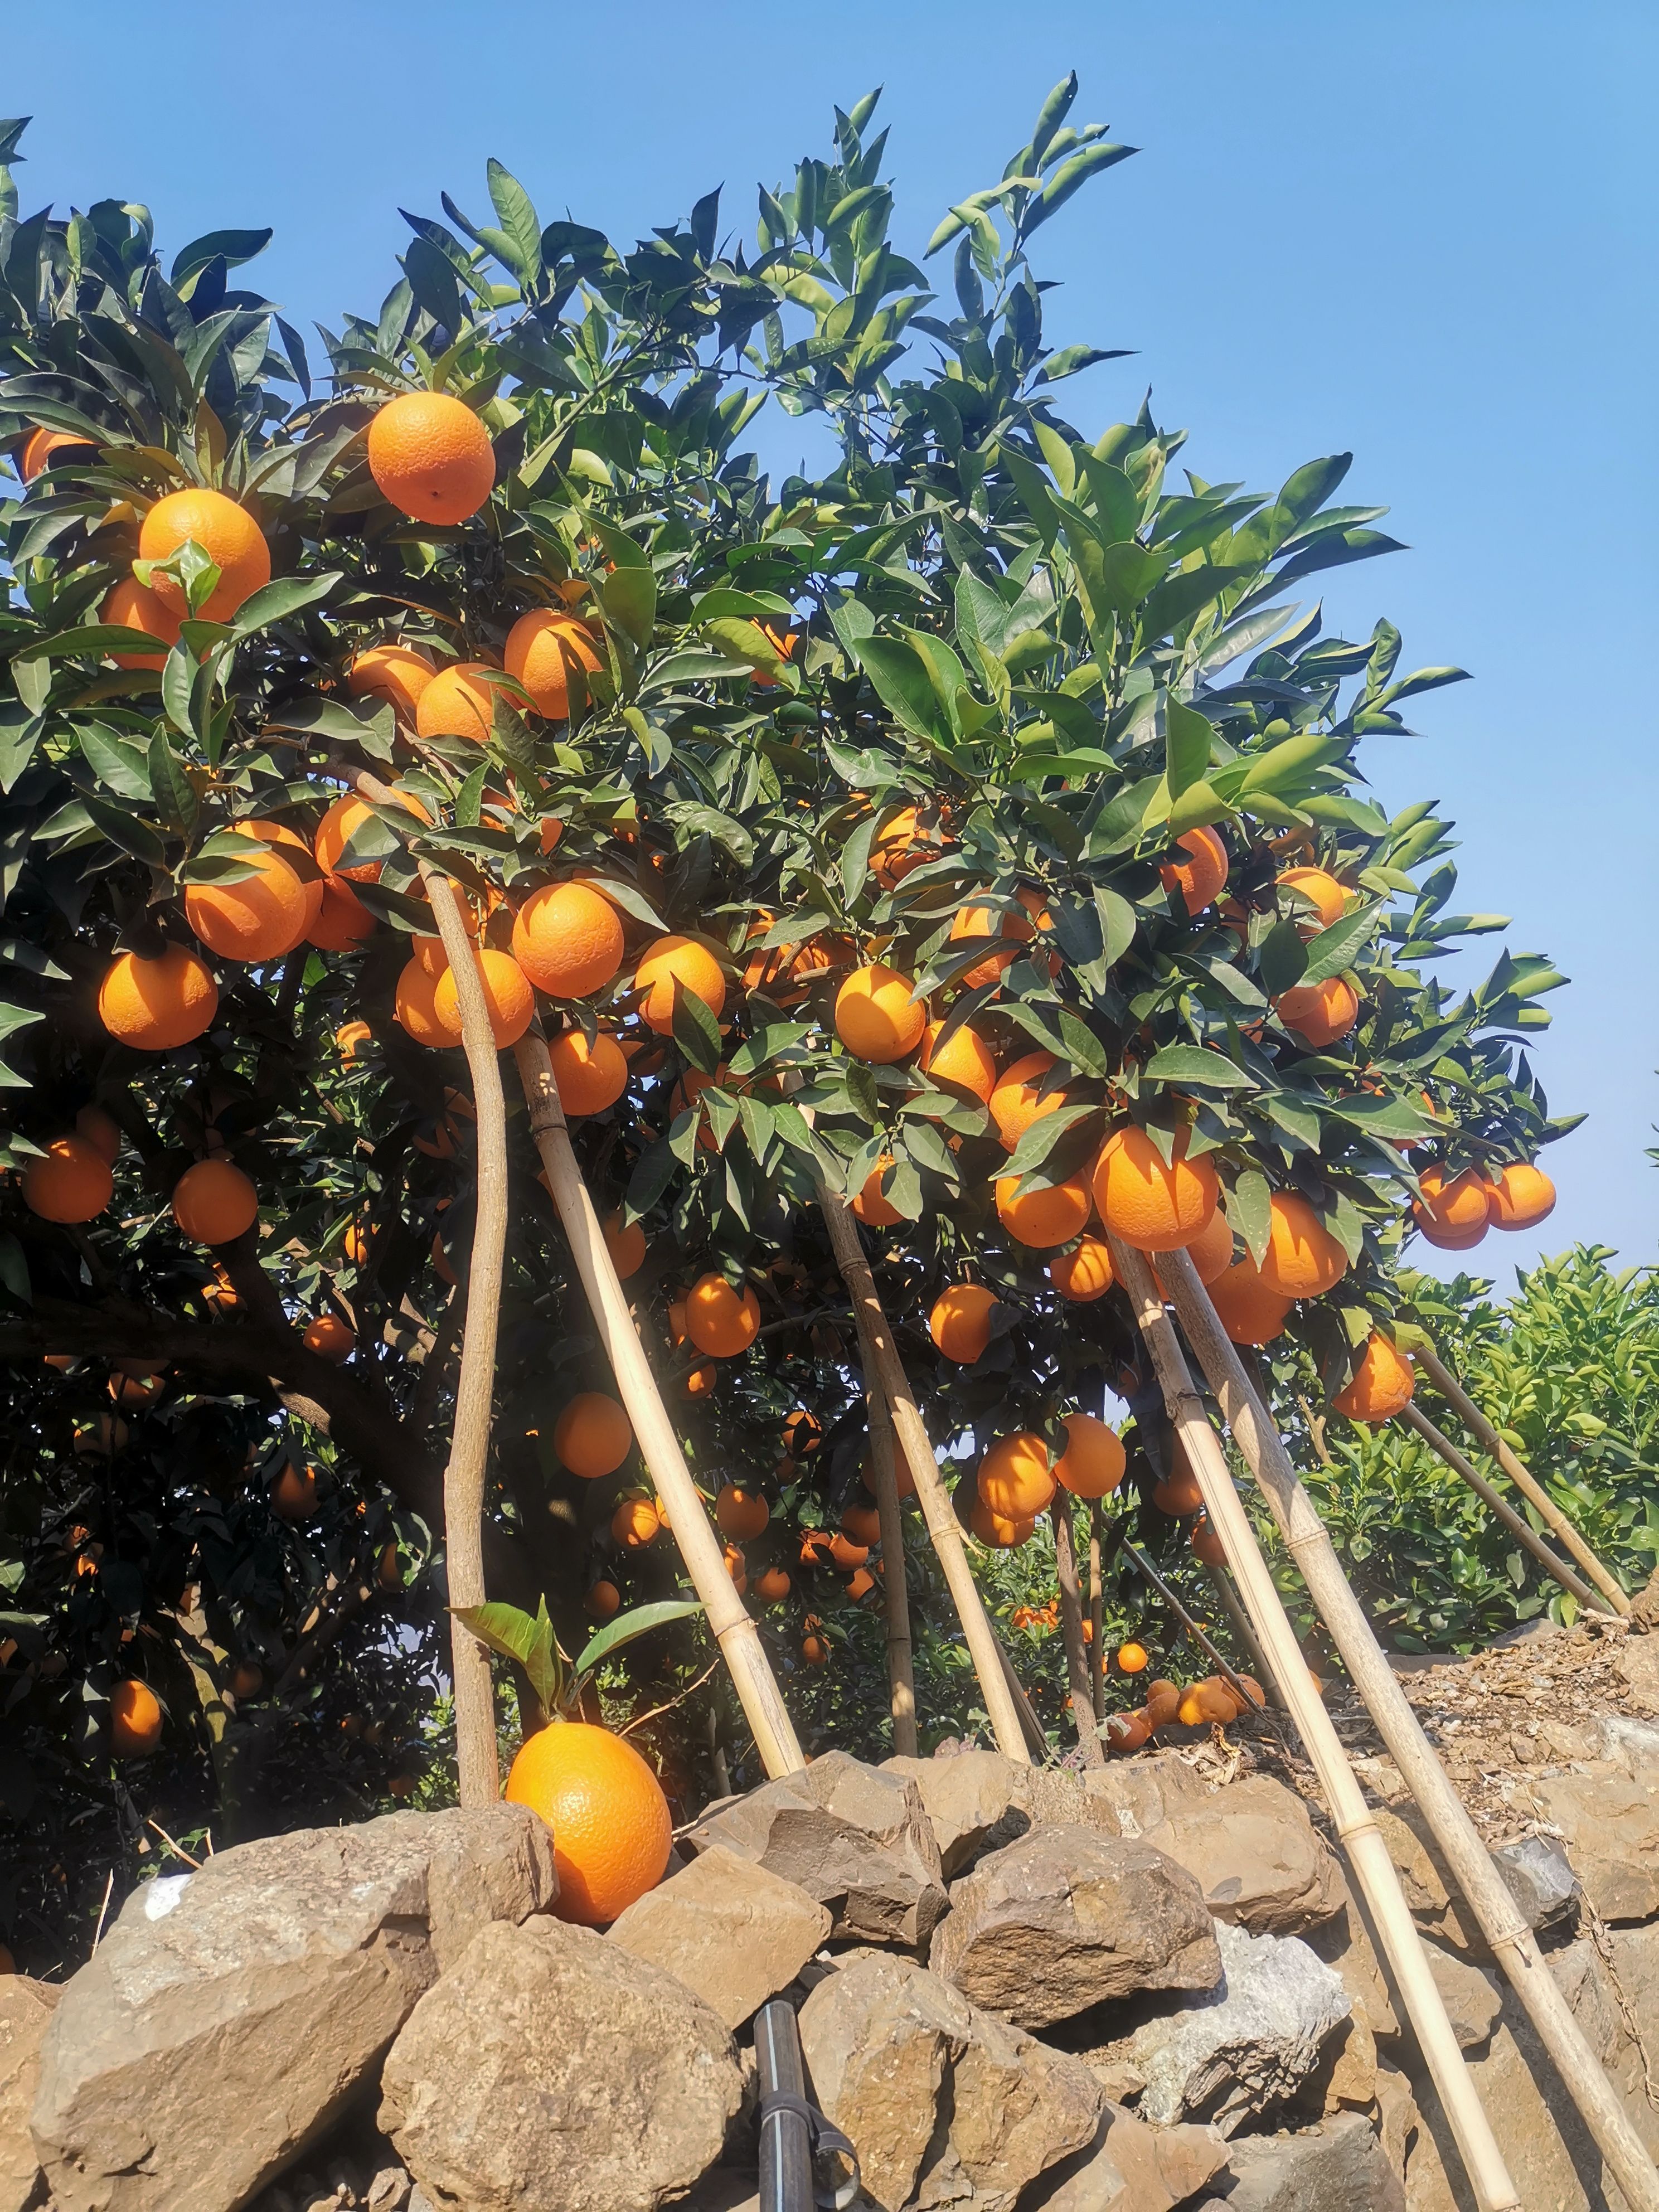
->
xmin=1095 ymin=886 xmax=1137 ymax=968
xmin=487 ymin=159 xmax=542 ymax=282
xmin=12 ymin=623 xmax=173 ymax=664
xmin=1258 ymin=918 xmax=1309 ymax=998
xmin=1023 ymin=142 xmax=1136 ymax=233
xmin=575 ymin=1598 xmax=704 ymax=1680
xmin=1141 ymin=1045 xmax=1257 ymax=1092
xmin=84 ymin=793 xmax=165 ymax=865
xmin=147 ymin=731 xmax=197 ymax=834
xmin=599 ymin=564 xmax=657 ymax=648
xmin=1227 ymin=1168 xmax=1272 ymax=1266
xmin=77 ymin=723 xmax=152 ymax=800
xmin=1298 ymin=900 xmax=1381 ymax=988
xmin=453 ymin=1599 xmax=560 ymax=1721
xmin=1001 ymin=1100 xmax=1100 ymax=1178
xmin=852 ymin=634 xmax=950 ymax=746
xmin=230 ymin=571 xmax=342 ymax=638
xmin=671 ymin=981 xmax=724 ymax=1076
xmin=1165 ymin=701 xmax=1213 ymax=799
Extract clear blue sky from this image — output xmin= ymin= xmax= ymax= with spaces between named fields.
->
xmin=11 ymin=1 xmax=1654 ymax=1289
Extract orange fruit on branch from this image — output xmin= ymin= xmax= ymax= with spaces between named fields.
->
xmin=98 ymin=944 xmax=219 ymax=1050
xmin=314 ymin=788 xmax=430 ymax=885
xmin=948 ymin=896 xmax=1033 ymax=989
xmin=555 ymin=1393 xmax=633 ymax=1478
xmin=968 ymin=1497 xmax=1037 ymax=1548
xmin=715 ymin=1483 xmax=769 ymax=1541
xmin=504 ymin=1719 xmax=672 ymax=1925
xmin=1413 ymin=1165 xmax=1492 ymax=1250
xmin=1191 ymin=1515 xmax=1225 ymax=1566
xmin=1206 ymin=1254 xmax=1293 ymax=1346
xmin=184 ymin=841 xmax=311 ymax=964
xmin=834 ymin=963 xmax=925 ymax=1063
xmin=172 ymin=1159 xmax=258 ymax=1245
xmin=841 ymin=1500 xmax=882 ymax=1548
xmin=415 ymin=659 xmax=497 ymax=744
xmin=602 ymin=1211 xmax=646 ymax=1278
xmin=109 ymin=1679 xmax=163 ymax=1759
xmin=100 ymin=575 xmax=181 ymax=670
xmin=1278 ymin=976 xmax=1359 ymax=1047
xmin=366 ymin=390 xmax=495 ymax=526
xmin=990 ymin=1051 xmax=1065 ymax=1152
xmin=1256 ymin=1191 xmax=1348 ymax=1299
xmin=754 ymin=1566 xmax=790 ymax=1604
xmin=21 ymin=425 xmax=94 ymax=478
xmin=1048 ymin=1235 xmax=1114 ymax=1302
xmin=612 ymin=1497 xmax=661 ymax=1549
xmin=548 ymin=1028 xmax=629 ymax=1116
xmin=1054 ymin=1411 xmax=1126 ymax=1499
xmin=512 ymin=882 xmax=626 ymax=999
xmin=1160 ymin=827 xmax=1229 ymax=915
xmin=685 ymin=1273 xmax=760 ymax=1357
xmin=585 ymin=1579 xmax=621 ymax=1621
xmin=271 ymin=1464 xmax=317 ymax=1520
xmin=1276 ymin=867 xmax=1347 ymax=930
xmin=916 ymin=1016 xmax=996 ymax=1102
xmin=139 ymin=487 xmax=270 ymax=621
xmin=996 ymin=1172 xmax=1091 ymax=1249
xmin=1332 ymin=1332 xmax=1415 ymax=1423
xmin=1092 ymin=1125 xmax=1219 ymax=1252
xmin=505 ymin=608 xmax=605 ymax=719
xmin=433 ymin=948 xmax=536 ymax=1048
xmin=633 ymin=935 xmax=727 ymax=1037
xmin=347 ymin=641 xmax=435 ymax=721
xmin=976 ymin=1430 xmax=1055 ymax=1519
xmin=929 ymin=1282 xmax=999 ymax=1364
xmin=303 ymin=1313 xmax=355 ymax=1363
xmin=783 ymin=1409 xmax=822 ymax=1458
xmin=23 ymin=1136 xmax=114 ymax=1225
xmin=1117 ymin=1641 xmax=1149 ymax=1675
xmin=394 ymin=957 xmax=456 ymax=1047
xmin=1487 ymin=1161 xmax=1555 ymax=1231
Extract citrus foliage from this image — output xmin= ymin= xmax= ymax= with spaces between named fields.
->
xmin=0 ymin=80 xmax=1576 ymax=1966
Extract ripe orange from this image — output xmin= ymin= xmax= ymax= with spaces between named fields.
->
xmin=686 ymin=1273 xmax=760 ymax=1357
xmin=602 ymin=1210 xmax=646 ymax=1278
xmin=236 ymin=819 xmax=326 ymax=935
xmin=1257 ymin=1191 xmax=1348 ymax=1299
xmin=21 ymin=425 xmax=93 ymax=478
xmin=1118 ymin=1641 xmax=1149 ymax=1674
xmin=183 ymin=841 xmax=310 ymax=965
xmin=303 ymin=1313 xmax=355 ymax=1363
xmin=139 ymin=488 xmax=270 ymax=621
xmin=977 ymin=1431 xmax=1055 ymax=1519
xmin=1191 ymin=1516 xmax=1226 ymax=1566
xmin=377 ymin=1543 xmax=404 ymax=1592
xmin=1048 ymin=1235 xmax=1114 ymax=1302
xmin=109 ymin=1679 xmax=163 ymax=1759
xmin=1277 ymin=867 xmax=1347 ymax=930
xmin=715 ymin=1483 xmax=770 ymax=1541
xmin=547 ymin=1029 xmax=629 ymax=1117
xmin=834 ymin=963 xmax=926 ymax=1063
xmin=366 ymin=390 xmax=495 ymax=526
xmin=395 ymin=958 xmax=455 ymax=1047
xmin=1413 ymin=1165 xmax=1491 ymax=1250
xmin=1178 ymin=1202 xmax=1235 ymax=1286
xmin=308 ymin=886 xmax=376 ymax=953
xmin=1160 ymin=827 xmax=1229 ymax=915
xmin=1145 ymin=1678 xmax=1181 ymax=1728
xmin=755 ymin=1566 xmax=791 ymax=1604
xmin=1278 ymin=976 xmax=1359 ymax=1047
xmin=585 ymin=1579 xmax=621 ymax=1621
xmin=416 ymin=660 xmax=496 ymax=744
xmin=272 ymin=1463 xmax=317 ymax=1519
xmin=845 ymin=1565 xmax=877 ymax=1600
xmin=1332 ymin=1333 xmax=1415 ymax=1423
xmin=335 ymin=1020 xmax=373 ymax=1061
xmin=968 ymin=1497 xmax=1036 ymax=1548
xmin=513 ymin=882 xmax=626 ymax=998
xmin=852 ymin=1156 xmax=903 ymax=1227
xmin=841 ymin=1501 xmax=882 ymax=1549
xmin=722 ymin=1541 xmax=749 ymax=1595
xmin=556 ymin=1392 xmax=634 ymax=1478
xmin=633 ymin=935 xmax=727 ymax=1036
xmin=1092 ymin=1125 xmax=1219 ymax=1252
xmin=1105 ymin=1709 xmax=1152 ymax=1753
xmin=101 ymin=575 xmax=181 ymax=670
xmin=98 ymin=944 xmax=219 ymax=1050
xmin=347 ymin=641 xmax=435 ymax=720
xmin=230 ymin=1661 xmax=264 ymax=1699
xmin=612 ymin=1497 xmax=661 ymax=1549
xmin=917 ymin=1017 xmax=997 ymax=1103
xmin=929 ymin=1282 xmax=1000 ymax=1364
xmin=996 ymin=1172 xmax=1092 ymax=1249
xmin=433 ymin=948 xmax=536 ymax=1048
xmin=505 ymin=608 xmax=605 ymax=719
xmin=802 ymin=1633 xmax=831 ymax=1665
xmin=314 ymin=788 xmax=430 ymax=884
xmin=505 ymin=1719 xmax=672 ymax=1925
xmin=869 ymin=803 xmax=943 ymax=890
xmin=784 ymin=1409 xmax=822 ymax=1458
xmin=1207 ymin=1255 xmax=1294 ymax=1346
xmin=1487 ymin=1162 xmax=1556 ymax=1231
xmin=1054 ymin=1411 xmax=1126 ymax=1499
xmin=23 ymin=1136 xmax=114 ymax=1224
xmin=172 ymin=1159 xmax=258 ymax=1245
xmin=990 ymin=1051 xmax=1064 ymax=1151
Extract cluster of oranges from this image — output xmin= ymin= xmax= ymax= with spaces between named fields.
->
xmin=1103 ymin=1667 xmax=1267 ymax=1752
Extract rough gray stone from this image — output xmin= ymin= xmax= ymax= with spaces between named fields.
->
xmin=1140 ymin=1777 xmax=1347 ymax=1938
xmin=1075 ymin=1752 xmax=1210 ymax=1840
xmin=379 ymin=1917 xmax=744 ymax=2212
xmin=928 ymin=1824 xmax=1221 ymax=2030
xmin=796 ymin=1949 xmax=1102 ymax=2212
xmin=1305 ymin=1899 xmax=1399 ymax=2040
xmin=1422 ymin=1940 xmax=1502 ymax=2053
xmin=1122 ymin=1918 xmax=1352 ymax=2135
xmin=607 ymin=1843 xmax=831 ymax=2029
xmin=1491 ymin=1834 xmax=1579 ymax=1933
xmin=683 ymin=1749 xmax=946 ymax=1946
xmin=1221 ymin=2112 xmax=1405 ymax=2211
xmin=881 ymin=1749 xmax=1034 ymax=1876
xmin=1 ymin=1974 xmax=57 ymax=2212
xmin=33 ymin=1806 xmax=555 ymax=2212
xmin=1019 ymin=2100 xmax=1229 ymax=2212
xmin=1517 ymin=1762 xmax=1659 ymax=1921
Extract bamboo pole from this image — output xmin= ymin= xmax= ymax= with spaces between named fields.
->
xmin=1109 ymin=1239 xmax=1521 ymax=2212
xmin=1159 ymin=1243 xmax=1659 ymax=2212
xmin=851 ymin=1295 xmax=918 ymax=1756
xmin=816 ymin=1181 xmax=1031 ymax=1762
xmin=515 ymin=1029 xmax=805 ymax=1779
xmin=1049 ymin=1493 xmax=1104 ymax=1765
xmin=1403 ymin=1403 xmax=1614 ymax=1618
xmin=1088 ymin=1501 xmax=1107 ymax=1721
xmin=1415 ymin=1338 xmax=1630 ymax=1615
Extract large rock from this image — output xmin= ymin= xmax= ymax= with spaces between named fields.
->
xmin=881 ymin=1750 xmax=1033 ymax=1877
xmin=1075 ymin=1753 xmax=1210 ymax=1840
xmin=928 ymin=1825 xmax=1220 ymax=2030
xmin=1305 ymin=1900 xmax=1399 ymax=2040
xmin=1140 ymin=1777 xmax=1347 ymax=1937
xmin=1221 ymin=2112 xmax=1405 ymax=2211
xmin=1120 ymin=1918 xmax=1352 ymax=2135
xmin=1020 ymin=2101 xmax=1229 ymax=2212
xmin=796 ymin=1949 xmax=1102 ymax=2212
xmin=683 ymin=1750 xmax=946 ymax=1946
xmin=379 ymin=1917 xmax=744 ymax=2212
xmin=1 ymin=1976 xmax=58 ymax=2212
xmin=1517 ymin=1761 xmax=1659 ymax=1921
xmin=1421 ymin=1940 xmax=1502 ymax=2053
xmin=33 ymin=1806 xmax=555 ymax=2212
xmin=607 ymin=1843 xmax=830 ymax=2030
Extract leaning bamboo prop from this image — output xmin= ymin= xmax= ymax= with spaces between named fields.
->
xmin=1416 ymin=1337 xmax=1630 ymax=1616
xmin=1088 ymin=1500 xmax=1107 ymax=1719
xmin=1159 ymin=1243 xmax=1659 ymax=2212
xmin=515 ymin=1029 xmax=806 ymax=1779
xmin=817 ymin=1181 xmax=1031 ymax=1761
xmin=1050 ymin=1495 xmax=1104 ymax=1764
xmin=1109 ymin=1239 xmax=1521 ymax=2212
xmin=850 ymin=1293 xmax=919 ymax=1757
xmin=1403 ymin=1403 xmax=1613 ymax=1617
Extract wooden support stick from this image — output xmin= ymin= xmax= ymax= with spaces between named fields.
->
xmin=515 ymin=1030 xmax=804 ymax=1780
xmin=1050 ymin=1493 xmax=1104 ymax=1764
xmin=1159 ymin=1243 xmax=1659 ymax=2212
xmin=1403 ymin=1403 xmax=1613 ymax=1618
xmin=1416 ymin=1339 xmax=1630 ymax=1615
xmin=850 ymin=1294 xmax=918 ymax=1756
xmin=1088 ymin=1501 xmax=1106 ymax=1721
xmin=1111 ymin=1238 xmax=1521 ymax=2212
xmin=817 ymin=1181 xmax=1031 ymax=1762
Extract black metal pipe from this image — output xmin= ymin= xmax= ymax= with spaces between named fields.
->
xmin=755 ymin=1997 xmax=815 ymax=2212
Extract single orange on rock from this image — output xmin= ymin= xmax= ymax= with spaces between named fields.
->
xmin=633 ymin=935 xmax=727 ymax=1037
xmin=504 ymin=1719 xmax=672 ymax=1925
xmin=512 ymin=882 xmax=626 ymax=998
xmin=366 ymin=390 xmax=495 ymax=526
xmin=834 ymin=964 xmax=925 ymax=1063
xmin=505 ymin=608 xmax=605 ymax=719
xmin=139 ymin=487 xmax=270 ymax=621
xmin=929 ymin=1282 xmax=1000 ymax=1364
xmin=1332 ymin=1333 xmax=1415 ymax=1423
xmin=1092 ymin=1125 xmax=1219 ymax=1252
xmin=685 ymin=1273 xmax=761 ymax=1357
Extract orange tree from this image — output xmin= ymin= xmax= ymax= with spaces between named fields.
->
xmin=0 ymin=81 xmax=1573 ymax=1962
